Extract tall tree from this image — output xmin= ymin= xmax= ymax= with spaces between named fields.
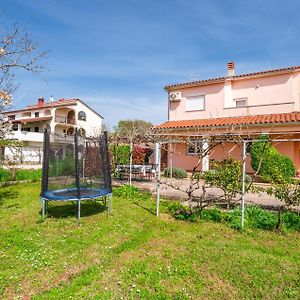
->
xmin=112 ymin=119 xmax=153 ymax=143
xmin=0 ymin=23 xmax=48 ymax=139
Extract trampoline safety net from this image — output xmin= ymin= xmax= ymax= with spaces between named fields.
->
xmin=40 ymin=129 xmax=112 ymax=201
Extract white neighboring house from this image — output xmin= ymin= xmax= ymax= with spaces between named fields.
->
xmin=2 ymin=97 xmax=104 ymax=164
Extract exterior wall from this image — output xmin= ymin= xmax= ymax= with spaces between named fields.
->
xmin=4 ymin=142 xmax=43 ymax=164
xmin=169 ymin=71 xmax=300 ymax=121
xmin=76 ymin=101 xmax=103 ymax=137
xmin=168 ymin=139 xmax=300 ymax=173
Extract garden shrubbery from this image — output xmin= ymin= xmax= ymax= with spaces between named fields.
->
xmin=163 ymin=167 xmax=187 ymax=179
xmin=0 ymin=168 xmax=41 ymax=182
xmin=168 ymin=202 xmax=300 ymax=231
xmin=251 ymin=135 xmax=295 ymax=182
xmin=110 ymin=144 xmax=153 ymax=170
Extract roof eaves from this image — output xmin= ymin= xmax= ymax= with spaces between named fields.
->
xmin=165 ymin=65 xmax=300 ymax=91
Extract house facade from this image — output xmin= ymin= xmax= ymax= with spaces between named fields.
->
xmin=2 ymin=97 xmax=103 ymax=164
xmin=156 ymin=63 xmax=300 ymax=172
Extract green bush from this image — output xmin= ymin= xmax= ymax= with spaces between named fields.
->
xmin=244 ymin=206 xmax=277 ymax=230
xmin=283 ymin=211 xmax=300 ymax=231
xmin=168 ymin=202 xmax=198 ymax=222
xmin=251 ymin=135 xmax=295 ymax=182
xmin=201 ymin=208 xmax=224 ymax=222
xmin=49 ymin=154 xmax=75 ymax=177
xmin=168 ymin=203 xmax=300 ymax=232
xmin=15 ymin=169 xmax=42 ymax=181
xmin=0 ymin=168 xmax=42 ymax=182
xmin=163 ymin=167 xmax=187 ymax=179
xmin=113 ymin=184 xmax=140 ymax=199
xmin=204 ymin=158 xmax=243 ymax=207
xmin=110 ymin=144 xmax=130 ymax=167
xmin=0 ymin=168 xmax=11 ymax=182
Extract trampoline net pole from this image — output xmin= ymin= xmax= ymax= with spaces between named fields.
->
xmin=41 ymin=128 xmax=50 ymax=197
xmin=100 ymin=131 xmax=112 ymax=193
xmin=74 ymin=128 xmax=81 ymax=199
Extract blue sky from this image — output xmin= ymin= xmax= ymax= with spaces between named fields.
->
xmin=1 ymin=0 xmax=300 ymax=128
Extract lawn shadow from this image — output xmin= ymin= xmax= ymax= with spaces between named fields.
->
xmin=134 ymin=201 xmax=156 ymax=216
xmin=0 ymin=190 xmax=19 ymax=207
xmin=45 ymin=201 xmax=107 ymax=219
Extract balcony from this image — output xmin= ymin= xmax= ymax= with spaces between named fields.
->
xmin=8 ymin=131 xmax=44 ymax=142
xmin=55 ymin=115 xmax=75 ymax=125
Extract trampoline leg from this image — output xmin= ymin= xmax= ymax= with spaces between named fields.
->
xmin=41 ymin=198 xmax=45 ymax=219
xmin=77 ymin=199 xmax=81 ymax=224
xmin=108 ymin=194 xmax=112 ymax=213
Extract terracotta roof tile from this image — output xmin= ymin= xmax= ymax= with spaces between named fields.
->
xmin=5 ymin=99 xmax=78 ymax=114
xmin=155 ymin=112 xmax=300 ymax=129
xmin=165 ymin=65 xmax=300 ymax=90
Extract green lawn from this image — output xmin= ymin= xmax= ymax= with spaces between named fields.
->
xmin=0 ymin=183 xmax=300 ymax=299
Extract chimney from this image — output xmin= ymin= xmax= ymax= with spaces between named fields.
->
xmin=227 ymin=62 xmax=235 ymax=77
xmin=38 ymin=97 xmax=44 ymax=108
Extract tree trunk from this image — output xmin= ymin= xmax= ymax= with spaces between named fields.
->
xmin=276 ymin=206 xmax=283 ymax=230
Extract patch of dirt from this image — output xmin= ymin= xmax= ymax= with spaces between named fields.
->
xmin=4 ymin=264 xmax=87 ymax=300
xmin=198 ymin=270 xmax=240 ymax=299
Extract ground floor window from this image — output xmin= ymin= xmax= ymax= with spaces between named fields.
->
xmin=187 ymin=141 xmax=203 ymax=155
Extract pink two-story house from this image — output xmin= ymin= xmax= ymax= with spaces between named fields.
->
xmin=156 ymin=63 xmax=300 ymax=172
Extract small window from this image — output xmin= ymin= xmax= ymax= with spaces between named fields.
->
xmin=186 ymin=95 xmax=205 ymax=111
xmin=34 ymin=127 xmax=39 ymax=132
xmin=35 ymin=112 xmax=39 ymax=117
xmin=78 ymin=128 xmax=86 ymax=136
xmin=187 ymin=141 xmax=203 ymax=155
xmin=21 ymin=127 xmax=30 ymax=132
xmin=12 ymin=125 xmax=18 ymax=131
xmin=78 ymin=111 xmax=86 ymax=121
xmin=246 ymin=139 xmax=252 ymax=155
xmin=234 ymin=98 xmax=247 ymax=108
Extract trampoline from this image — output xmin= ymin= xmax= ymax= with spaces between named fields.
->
xmin=40 ymin=129 xmax=112 ymax=222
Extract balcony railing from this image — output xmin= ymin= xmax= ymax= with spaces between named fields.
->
xmin=55 ymin=115 xmax=75 ymax=125
xmin=8 ymin=131 xmax=44 ymax=142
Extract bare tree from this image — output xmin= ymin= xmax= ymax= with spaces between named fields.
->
xmin=0 ymin=22 xmax=48 ymax=139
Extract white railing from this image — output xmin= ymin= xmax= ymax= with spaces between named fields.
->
xmin=8 ymin=131 xmax=44 ymax=142
xmin=55 ymin=115 xmax=75 ymax=124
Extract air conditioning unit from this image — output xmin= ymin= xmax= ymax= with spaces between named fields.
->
xmin=169 ymin=92 xmax=182 ymax=101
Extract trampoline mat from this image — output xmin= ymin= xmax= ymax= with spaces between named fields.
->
xmin=42 ymin=188 xmax=111 ymax=201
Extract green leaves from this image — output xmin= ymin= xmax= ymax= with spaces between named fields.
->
xmin=250 ymin=135 xmax=295 ymax=183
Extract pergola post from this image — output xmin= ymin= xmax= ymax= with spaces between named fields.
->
xmin=155 ymin=142 xmax=161 ymax=217
xmin=169 ymin=143 xmax=173 ymax=178
xmin=202 ymin=139 xmax=209 ymax=171
xmin=129 ymin=137 xmax=133 ymax=186
xmin=241 ymin=141 xmax=247 ymax=229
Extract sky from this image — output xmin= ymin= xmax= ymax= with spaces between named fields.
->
xmin=1 ymin=0 xmax=300 ymax=129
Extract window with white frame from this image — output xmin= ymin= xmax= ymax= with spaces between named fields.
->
xmin=234 ymin=98 xmax=247 ymax=108
xmin=187 ymin=141 xmax=203 ymax=155
xmin=186 ymin=95 xmax=205 ymax=111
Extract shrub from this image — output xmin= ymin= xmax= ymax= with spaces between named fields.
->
xmin=168 ymin=202 xmax=198 ymax=222
xmin=132 ymin=145 xmax=146 ymax=164
xmin=168 ymin=202 xmax=300 ymax=232
xmin=251 ymin=135 xmax=295 ymax=182
xmin=113 ymin=184 xmax=140 ymax=199
xmin=163 ymin=167 xmax=187 ymax=179
xmin=110 ymin=144 xmax=131 ymax=167
xmin=49 ymin=153 xmax=75 ymax=177
xmin=15 ymin=169 xmax=42 ymax=181
xmin=0 ymin=168 xmax=42 ymax=182
xmin=201 ymin=208 xmax=224 ymax=222
xmin=244 ymin=205 xmax=277 ymax=230
xmin=204 ymin=158 xmax=242 ymax=208
xmin=0 ymin=168 xmax=11 ymax=182
xmin=283 ymin=211 xmax=300 ymax=231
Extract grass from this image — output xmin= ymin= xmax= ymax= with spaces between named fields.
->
xmin=0 ymin=183 xmax=299 ymax=299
